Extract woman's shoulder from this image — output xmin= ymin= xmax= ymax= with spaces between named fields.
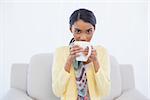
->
xmin=55 ymin=46 xmax=70 ymax=54
xmin=55 ymin=46 xmax=69 ymax=50
xmin=94 ymin=44 xmax=108 ymax=51
xmin=94 ymin=44 xmax=109 ymax=57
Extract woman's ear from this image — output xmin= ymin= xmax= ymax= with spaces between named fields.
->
xmin=94 ymin=26 xmax=96 ymax=30
xmin=92 ymin=27 xmax=96 ymax=33
xmin=70 ymin=27 xmax=72 ymax=33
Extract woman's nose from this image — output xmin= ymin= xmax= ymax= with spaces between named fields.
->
xmin=79 ymin=34 xmax=87 ymax=41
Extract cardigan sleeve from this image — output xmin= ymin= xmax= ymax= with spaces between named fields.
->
xmin=94 ymin=46 xmax=111 ymax=96
xmin=52 ymin=47 xmax=71 ymax=97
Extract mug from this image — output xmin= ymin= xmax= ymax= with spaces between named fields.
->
xmin=74 ymin=41 xmax=92 ymax=62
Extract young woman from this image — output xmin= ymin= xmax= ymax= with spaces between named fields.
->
xmin=52 ymin=8 xmax=111 ymax=100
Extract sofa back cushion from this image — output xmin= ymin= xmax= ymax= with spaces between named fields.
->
xmin=120 ymin=64 xmax=135 ymax=91
xmin=11 ymin=64 xmax=29 ymax=92
xmin=102 ymin=55 xmax=122 ymax=100
xmin=27 ymin=53 xmax=59 ymax=100
xmin=27 ymin=53 xmax=122 ymax=100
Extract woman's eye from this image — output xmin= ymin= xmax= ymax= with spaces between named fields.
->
xmin=86 ymin=30 xmax=92 ymax=34
xmin=75 ymin=30 xmax=81 ymax=33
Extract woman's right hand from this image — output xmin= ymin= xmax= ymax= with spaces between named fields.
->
xmin=64 ymin=45 xmax=83 ymax=73
xmin=69 ymin=45 xmax=83 ymax=61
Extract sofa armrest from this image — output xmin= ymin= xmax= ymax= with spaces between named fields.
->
xmin=11 ymin=63 xmax=29 ymax=92
xmin=2 ymin=88 xmax=33 ymax=100
xmin=115 ymin=89 xmax=149 ymax=100
xmin=119 ymin=64 xmax=135 ymax=91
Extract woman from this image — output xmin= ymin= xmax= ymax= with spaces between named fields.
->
xmin=52 ymin=8 xmax=111 ymax=100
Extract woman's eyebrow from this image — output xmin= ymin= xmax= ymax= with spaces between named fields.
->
xmin=86 ymin=28 xmax=93 ymax=31
xmin=75 ymin=28 xmax=81 ymax=31
xmin=75 ymin=28 xmax=92 ymax=31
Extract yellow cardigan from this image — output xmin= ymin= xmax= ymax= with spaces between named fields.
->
xmin=52 ymin=45 xmax=111 ymax=100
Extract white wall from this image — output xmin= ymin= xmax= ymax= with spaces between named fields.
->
xmin=148 ymin=0 xmax=150 ymax=98
xmin=0 ymin=0 xmax=149 ymax=98
xmin=0 ymin=2 xmax=6 ymax=98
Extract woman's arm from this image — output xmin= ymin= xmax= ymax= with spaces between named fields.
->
xmin=52 ymin=47 xmax=71 ymax=97
xmin=94 ymin=47 xmax=111 ymax=96
xmin=93 ymin=57 xmax=100 ymax=73
xmin=83 ymin=46 xmax=111 ymax=96
xmin=52 ymin=45 xmax=83 ymax=97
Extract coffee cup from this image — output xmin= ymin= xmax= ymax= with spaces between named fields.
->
xmin=74 ymin=41 xmax=92 ymax=62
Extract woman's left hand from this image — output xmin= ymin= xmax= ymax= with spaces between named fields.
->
xmin=83 ymin=46 xmax=100 ymax=72
xmin=83 ymin=46 xmax=97 ymax=64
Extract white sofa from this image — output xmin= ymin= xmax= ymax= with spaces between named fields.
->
xmin=1 ymin=53 xmax=149 ymax=100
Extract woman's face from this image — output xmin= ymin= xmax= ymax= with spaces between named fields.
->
xmin=70 ymin=20 xmax=95 ymax=42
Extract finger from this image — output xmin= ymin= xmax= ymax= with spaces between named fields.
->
xmin=91 ymin=54 xmax=95 ymax=58
xmin=92 ymin=46 xmax=96 ymax=51
xmin=71 ymin=45 xmax=80 ymax=50
xmin=70 ymin=52 xmax=80 ymax=59
xmin=71 ymin=48 xmax=82 ymax=53
xmin=84 ymin=46 xmax=89 ymax=51
xmin=83 ymin=49 xmax=94 ymax=56
xmin=70 ymin=50 xmax=82 ymax=55
xmin=73 ymin=50 xmax=83 ymax=54
xmin=92 ymin=47 xmax=95 ymax=50
xmin=71 ymin=55 xmax=77 ymax=60
xmin=89 ymin=50 xmax=96 ymax=56
xmin=71 ymin=47 xmax=86 ymax=55
xmin=91 ymin=49 xmax=96 ymax=53
xmin=92 ymin=46 xmax=96 ymax=50
xmin=72 ymin=45 xmax=79 ymax=48
xmin=70 ymin=48 xmax=83 ymax=53
xmin=88 ymin=55 xmax=95 ymax=62
xmin=75 ymin=54 xmax=80 ymax=57
xmin=91 ymin=52 xmax=97 ymax=57
xmin=88 ymin=57 xmax=92 ymax=62
xmin=71 ymin=45 xmax=80 ymax=51
xmin=70 ymin=51 xmax=76 ymax=55
xmin=83 ymin=51 xmax=88 ymax=55
xmin=71 ymin=45 xmax=83 ymax=51
xmin=84 ymin=46 xmax=95 ymax=54
xmin=70 ymin=48 xmax=79 ymax=55
xmin=91 ymin=49 xmax=97 ymax=54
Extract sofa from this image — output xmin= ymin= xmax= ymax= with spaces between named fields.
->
xmin=1 ymin=53 xmax=149 ymax=100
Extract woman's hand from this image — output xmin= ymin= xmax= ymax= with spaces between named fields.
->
xmin=83 ymin=46 xmax=100 ymax=72
xmin=69 ymin=45 xmax=83 ymax=62
xmin=64 ymin=45 xmax=83 ymax=73
xmin=83 ymin=46 xmax=97 ymax=64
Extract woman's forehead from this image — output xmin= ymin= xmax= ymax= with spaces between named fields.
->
xmin=72 ymin=20 xmax=94 ymax=30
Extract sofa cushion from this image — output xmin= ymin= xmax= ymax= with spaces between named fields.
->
xmin=102 ymin=55 xmax=122 ymax=100
xmin=27 ymin=53 xmax=59 ymax=100
xmin=2 ymin=88 xmax=33 ymax=100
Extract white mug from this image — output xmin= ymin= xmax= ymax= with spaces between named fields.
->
xmin=74 ymin=41 xmax=92 ymax=62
